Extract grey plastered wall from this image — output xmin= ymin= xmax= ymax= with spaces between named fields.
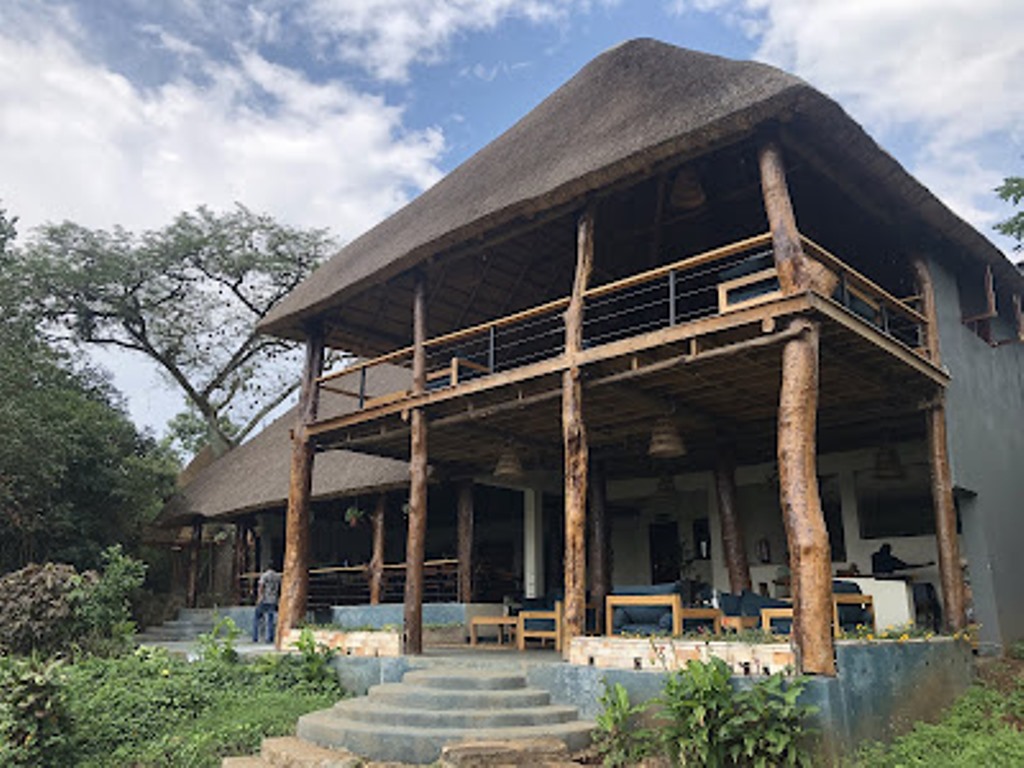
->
xmin=929 ymin=255 xmax=1024 ymax=652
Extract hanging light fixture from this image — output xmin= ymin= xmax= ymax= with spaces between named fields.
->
xmin=874 ymin=442 xmax=906 ymax=480
xmin=648 ymin=416 xmax=686 ymax=458
xmin=493 ymin=444 xmax=524 ymax=479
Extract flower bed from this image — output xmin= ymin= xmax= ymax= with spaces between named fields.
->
xmin=282 ymin=627 xmax=402 ymax=657
xmin=569 ymin=635 xmax=796 ymax=676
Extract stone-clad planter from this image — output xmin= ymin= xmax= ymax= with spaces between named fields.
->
xmin=282 ymin=628 xmax=402 ymax=657
xmin=568 ymin=636 xmax=796 ymax=676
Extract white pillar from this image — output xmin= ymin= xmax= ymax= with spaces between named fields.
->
xmin=839 ymin=468 xmax=860 ymax=570
xmin=523 ymin=488 xmax=545 ymax=599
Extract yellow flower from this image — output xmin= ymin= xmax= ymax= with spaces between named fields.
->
xmin=161 ymin=668 xmax=170 ymax=677
xmin=899 ymin=634 xmax=909 ymax=643
xmin=866 ymin=634 xmax=874 ymax=641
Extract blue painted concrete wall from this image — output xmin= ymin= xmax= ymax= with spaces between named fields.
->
xmin=330 ymin=602 xmax=472 ymax=629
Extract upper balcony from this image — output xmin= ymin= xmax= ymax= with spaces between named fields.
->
xmin=307 ymin=232 xmax=947 ymax=469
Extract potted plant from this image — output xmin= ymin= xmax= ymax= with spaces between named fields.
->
xmin=344 ymin=505 xmax=366 ymax=527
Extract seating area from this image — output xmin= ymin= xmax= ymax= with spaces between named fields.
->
xmin=467 ymin=579 xmax=876 ymax=651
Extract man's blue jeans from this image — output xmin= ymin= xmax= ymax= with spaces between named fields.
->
xmin=253 ymin=602 xmax=278 ymax=643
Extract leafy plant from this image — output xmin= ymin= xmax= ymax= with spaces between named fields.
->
xmin=0 ymin=562 xmax=92 ymax=656
xmin=197 ymin=616 xmax=241 ymax=664
xmin=593 ymin=681 xmax=655 ymax=767
xmin=344 ymin=505 xmax=366 ymax=526
xmin=0 ymin=654 xmax=70 ymax=767
xmin=657 ymin=658 xmax=817 ymax=767
xmin=74 ymin=545 xmax=147 ymax=656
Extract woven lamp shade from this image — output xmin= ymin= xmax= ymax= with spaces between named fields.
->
xmin=648 ymin=417 xmax=686 ymax=458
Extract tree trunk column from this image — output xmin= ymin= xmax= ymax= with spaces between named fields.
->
xmin=369 ymin=494 xmax=386 ymax=605
xmin=759 ymin=141 xmax=808 ymax=294
xmin=404 ymin=274 xmax=429 ymax=654
xmin=277 ymin=324 xmax=325 ymax=645
xmin=777 ymin=319 xmax=835 ymax=675
xmin=186 ymin=518 xmax=203 ymax=608
xmin=589 ymin=460 xmax=610 ymax=634
xmin=715 ymin=447 xmax=752 ymax=594
xmin=912 ymin=258 xmax=966 ymax=631
xmin=562 ymin=204 xmax=594 ymax=651
xmin=457 ymin=481 xmax=474 ymax=603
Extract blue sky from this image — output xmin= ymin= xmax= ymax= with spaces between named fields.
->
xmin=1 ymin=0 xmax=1021 ymax=435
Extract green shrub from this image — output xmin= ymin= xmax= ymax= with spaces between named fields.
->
xmin=592 ymin=658 xmax=819 ymax=767
xmin=0 ymin=655 xmax=71 ymax=766
xmin=592 ymin=681 xmax=655 ymax=767
xmin=0 ymin=562 xmax=92 ymax=655
xmin=64 ymin=644 xmax=344 ymax=767
xmin=0 ymin=547 xmax=145 ymax=657
xmin=74 ymin=545 xmax=146 ymax=656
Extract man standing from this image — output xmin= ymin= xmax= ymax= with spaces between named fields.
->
xmin=252 ymin=563 xmax=282 ymax=643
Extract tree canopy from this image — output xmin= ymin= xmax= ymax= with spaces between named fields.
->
xmin=0 ymin=207 xmax=177 ymax=573
xmin=996 ymin=177 xmax=1024 ymax=250
xmin=18 ymin=205 xmax=336 ymax=457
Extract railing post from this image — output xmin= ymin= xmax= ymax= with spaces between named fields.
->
xmin=488 ymin=326 xmax=496 ymax=372
xmin=668 ymin=269 xmax=677 ymax=326
xmin=358 ymin=368 xmax=366 ymax=409
xmin=839 ymin=270 xmax=850 ymax=309
xmin=880 ymin=303 xmax=890 ymax=334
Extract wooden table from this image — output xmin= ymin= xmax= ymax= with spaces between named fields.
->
xmin=469 ymin=616 xmax=517 ymax=646
xmin=721 ymin=615 xmax=760 ymax=632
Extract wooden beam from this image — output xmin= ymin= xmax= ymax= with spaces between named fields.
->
xmin=232 ymin=520 xmax=246 ymax=604
xmin=914 ymin=258 xmax=966 ymax=631
xmin=404 ymin=273 xmax=429 ymax=654
xmin=759 ymin=141 xmax=806 ymax=294
xmin=186 ymin=517 xmax=202 ymax=609
xmin=277 ymin=324 xmax=325 ymax=644
xmin=715 ymin=445 xmax=752 ymax=594
xmin=562 ymin=204 xmax=594 ymax=652
xmin=369 ymin=494 xmax=386 ymax=605
xmin=457 ymin=481 xmax=474 ymax=603
xmin=777 ymin=319 xmax=835 ymax=675
xmin=589 ymin=459 xmax=610 ymax=635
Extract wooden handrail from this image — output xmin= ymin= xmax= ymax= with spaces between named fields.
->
xmin=316 ymin=233 xmax=926 ymax=393
xmin=308 ymin=557 xmax=458 ymax=576
xmin=800 ymin=236 xmax=927 ymax=325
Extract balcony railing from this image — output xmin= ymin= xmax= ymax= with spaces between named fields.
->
xmin=316 ymin=233 xmax=929 ymax=415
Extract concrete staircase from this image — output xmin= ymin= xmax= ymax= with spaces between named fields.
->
xmin=295 ymin=667 xmax=594 ymax=764
xmin=135 ymin=607 xmax=218 ymax=643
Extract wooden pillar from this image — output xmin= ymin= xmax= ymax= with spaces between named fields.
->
xmin=562 ymin=204 xmax=594 ymax=650
xmin=759 ymin=141 xmax=808 ymax=294
xmin=186 ymin=517 xmax=202 ymax=608
xmin=457 ymin=481 xmax=474 ymax=603
xmin=277 ymin=324 xmax=325 ymax=644
xmin=777 ymin=319 xmax=835 ymax=675
xmin=589 ymin=459 xmax=610 ymax=634
xmin=912 ymin=258 xmax=966 ymax=631
xmin=715 ymin=446 xmax=752 ymax=594
xmin=369 ymin=494 xmax=386 ymax=605
xmin=232 ymin=520 xmax=246 ymax=604
xmin=404 ymin=274 xmax=429 ymax=654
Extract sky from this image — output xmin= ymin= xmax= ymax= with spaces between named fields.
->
xmin=2 ymin=0 xmax=1022 ymax=438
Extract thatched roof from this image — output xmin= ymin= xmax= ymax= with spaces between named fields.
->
xmin=155 ymin=368 xmax=411 ymax=527
xmin=260 ymin=38 xmax=1021 ymax=342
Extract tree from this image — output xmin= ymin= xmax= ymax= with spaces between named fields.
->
xmin=996 ymin=176 xmax=1024 ymax=251
xmin=18 ymin=205 xmax=336 ymax=457
xmin=0 ymin=212 xmax=177 ymax=572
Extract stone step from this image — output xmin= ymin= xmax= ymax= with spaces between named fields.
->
xmin=400 ymin=669 xmax=527 ymax=691
xmin=261 ymin=735 xmax=362 ymax=767
xmin=298 ymin=709 xmax=594 ymax=765
xmin=333 ymin=698 xmax=579 ymax=728
xmin=222 ymin=757 xmax=267 ymax=768
xmin=366 ymin=682 xmax=551 ymax=710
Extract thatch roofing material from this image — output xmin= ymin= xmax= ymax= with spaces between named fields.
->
xmin=260 ymin=38 xmax=1021 ymax=343
xmin=156 ymin=366 xmax=410 ymax=526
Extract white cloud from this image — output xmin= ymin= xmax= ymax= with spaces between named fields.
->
xmin=0 ymin=14 xmax=444 ymax=236
xmin=676 ymin=0 xmax=1024 ymax=244
xmin=301 ymin=0 xmax=588 ymax=82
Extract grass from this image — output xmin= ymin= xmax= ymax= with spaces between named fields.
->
xmin=848 ymin=656 xmax=1024 ymax=767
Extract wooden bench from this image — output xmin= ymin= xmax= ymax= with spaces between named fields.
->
xmin=760 ymin=594 xmax=876 ymax=637
xmin=605 ymin=594 xmax=722 ymax=636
